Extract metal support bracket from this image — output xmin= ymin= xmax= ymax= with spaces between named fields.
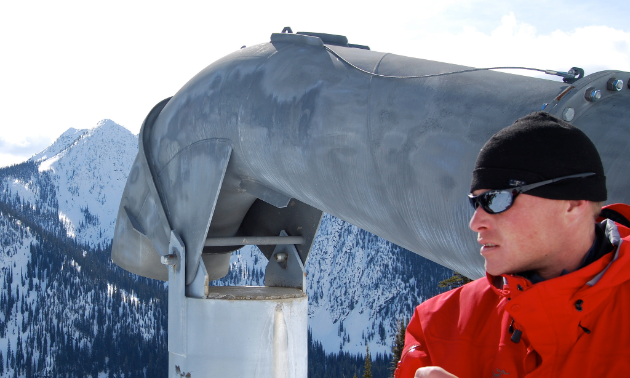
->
xmin=204 ymin=235 xmax=304 ymax=247
xmin=264 ymin=230 xmax=306 ymax=291
xmin=166 ymin=231 xmax=187 ymax=357
xmin=185 ymin=256 xmax=209 ymax=299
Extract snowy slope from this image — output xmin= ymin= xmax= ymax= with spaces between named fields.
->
xmin=0 ymin=172 xmax=167 ymax=378
xmin=0 ymin=208 xmax=38 ymax=376
xmin=306 ymin=214 xmax=450 ymax=355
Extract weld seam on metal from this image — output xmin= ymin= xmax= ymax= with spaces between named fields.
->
xmin=155 ymin=137 xmax=232 ymax=176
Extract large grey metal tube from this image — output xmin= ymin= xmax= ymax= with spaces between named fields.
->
xmin=112 ymin=31 xmax=630 ymax=282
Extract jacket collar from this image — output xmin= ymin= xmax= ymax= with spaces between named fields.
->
xmin=486 ymin=218 xmax=629 ymax=299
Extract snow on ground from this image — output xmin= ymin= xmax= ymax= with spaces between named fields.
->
xmin=0 ymin=211 xmax=37 ymax=370
xmin=304 ymin=212 xmax=448 ymax=356
xmin=5 ymin=178 xmax=38 ymax=205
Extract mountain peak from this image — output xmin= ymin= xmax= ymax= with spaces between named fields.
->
xmin=96 ymin=119 xmax=117 ymax=127
xmin=29 ymin=120 xmax=134 ymax=165
xmin=94 ymin=119 xmax=129 ymax=132
xmin=89 ymin=119 xmax=135 ymax=141
xmin=60 ymin=127 xmax=81 ymax=137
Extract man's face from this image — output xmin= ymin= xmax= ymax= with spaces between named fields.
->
xmin=469 ymin=190 xmax=570 ymax=277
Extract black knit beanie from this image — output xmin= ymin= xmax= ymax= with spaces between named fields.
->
xmin=470 ymin=111 xmax=607 ymax=201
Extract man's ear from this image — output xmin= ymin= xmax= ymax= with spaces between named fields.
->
xmin=565 ymin=200 xmax=594 ymax=221
xmin=566 ymin=200 xmax=587 ymax=213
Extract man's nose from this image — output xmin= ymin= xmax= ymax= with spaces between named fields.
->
xmin=469 ymin=206 xmax=490 ymax=232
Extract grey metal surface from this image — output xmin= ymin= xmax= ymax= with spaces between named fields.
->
xmin=240 ymin=179 xmax=292 ymax=208
xmin=185 ymin=255 xmax=209 ymax=298
xmin=167 ymin=247 xmax=308 ymax=377
xmin=264 ymin=231 xmax=307 ymax=291
xmin=204 ymin=235 xmax=305 ymax=246
xmin=112 ymin=99 xmax=173 ymax=281
xmin=171 ymin=288 xmax=308 ymax=377
xmin=239 ymin=198 xmax=324 ymax=264
xmin=157 ymin=138 xmax=232 ymax=285
xmin=112 ymin=31 xmax=630 ymax=281
xmin=200 ymin=253 xmax=231 ymax=282
xmin=167 ymin=231 xmax=186 ymax=357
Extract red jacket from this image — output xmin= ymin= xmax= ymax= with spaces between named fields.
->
xmin=395 ymin=203 xmax=630 ymax=378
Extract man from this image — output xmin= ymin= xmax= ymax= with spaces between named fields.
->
xmin=395 ymin=112 xmax=630 ymax=377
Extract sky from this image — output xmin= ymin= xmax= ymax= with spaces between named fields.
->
xmin=1 ymin=0 xmax=629 ymax=167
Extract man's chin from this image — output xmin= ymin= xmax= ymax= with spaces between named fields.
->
xmin=484 ymin=261 xmax=510 ymax=277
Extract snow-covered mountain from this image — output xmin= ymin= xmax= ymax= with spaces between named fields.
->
xmin=0 ymin=122 xmax=453 ymax=376
xmin=4 ymin=120 xmax=136 ymax=250
xmin=0 ymin=120 xmax=166 ymax=377
xmin=29 ymin=119 xmax=137 ymax=248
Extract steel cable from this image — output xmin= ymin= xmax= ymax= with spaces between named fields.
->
xmin=325 ymin=45 xmax=573 ymax=80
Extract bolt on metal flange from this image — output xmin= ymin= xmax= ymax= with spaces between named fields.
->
xmin=562 ymin=107 xmax=575 ymax=122
xmin=161 ymin=254 xmax=178 ymax=266
xmin=584 ymin=87 xmax=602 ymax=102
xmin=607 ymin=77 xmax=623 ymax=91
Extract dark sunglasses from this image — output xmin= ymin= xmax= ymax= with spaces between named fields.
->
xmin=468 ymin=172 xmax=596 ymax=214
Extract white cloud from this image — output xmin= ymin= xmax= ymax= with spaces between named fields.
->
xmin=0 ymin=136 xmax=52 ymax=168
xmin=390 ymin=13 xmax=630 ymax=80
